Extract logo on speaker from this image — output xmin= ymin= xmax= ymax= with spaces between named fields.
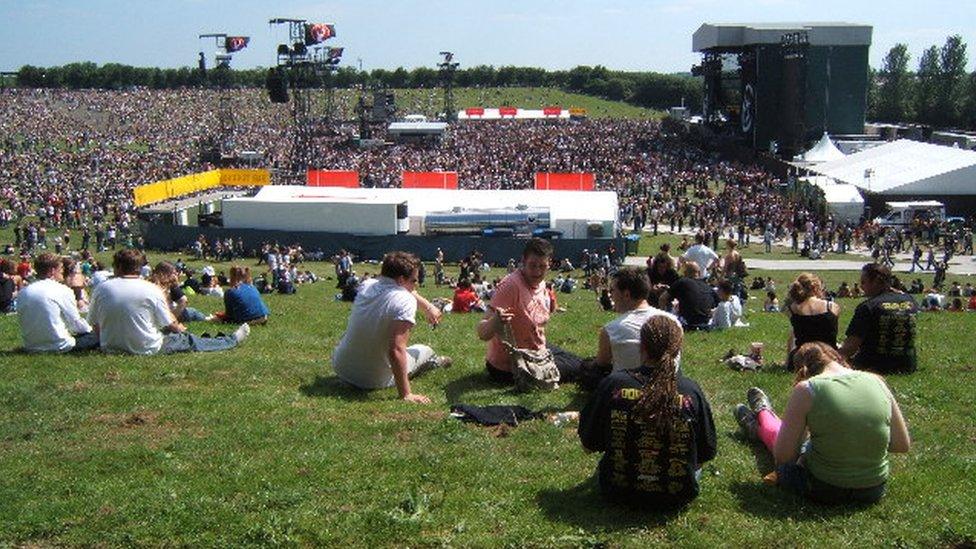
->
xmin=741 ymin=83 xmax=755 ymax=134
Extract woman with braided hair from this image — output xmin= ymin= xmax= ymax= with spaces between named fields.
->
xmin=578 ymin=316 xmax=717 ymax=508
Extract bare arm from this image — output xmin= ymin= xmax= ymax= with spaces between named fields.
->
xmin=838 ymin=335 xmax=863 ymax=362
xmin=411 ymin=290 xmax=442 ymax=327
xmin=389 ymin=320 xmax=428 ymax=404
xmin=773 ymin=383 xmax=813 ymax=466
xmin=172 ymin=295 xmax=189 ymax=320
xmin=877 ymin=376 xmax=911 ymax=453
xmin=595 ymin=328 xmax=612 ymax=367
xmin=477 ymin=306 xmax=513 ymax=341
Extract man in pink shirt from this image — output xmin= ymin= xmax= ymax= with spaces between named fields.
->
xmin=477 ymin=238 xmax=582 ymax=383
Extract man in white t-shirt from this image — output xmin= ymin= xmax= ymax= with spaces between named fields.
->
xmin=681 ymin=233 xmax=719 ymax=280
xmin=17 ymin=252 xmax=98 ymax=353
xmin=582 ymin=267 xmax=681 ymax=389
xmin=332 ymin=251 xmax=450 ymax=404
xmin=89 ymin=249 xmax=248 ymax=355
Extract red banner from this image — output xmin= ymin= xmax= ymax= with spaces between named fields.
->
xmin=534 ymin=172 xmax=595 ymax=191
xmin=499 ymin=106 xmax=517 ymax=117
xmin=465 ymin=107 xmax=485 ymax=116
xmin=307 ymin=170 xmax=359 ymax=187
xmin=402 ymin=171 xmax=458 ymax=189
xmin=304 ymin=23 xmax=336 ymax=45
xmin=543 ymin=107 xmax=561 ymax=116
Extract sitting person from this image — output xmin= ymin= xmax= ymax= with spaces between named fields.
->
xmin=921 ymin=290 xmax=946 ymax=311
xmin=763 ymin=291 xmax=780 ymax=312
xmin=451 ymin=278 xmax=485 ymax=313
xmin=62 ymin=258 xmax=90 ymax=314
xmin=839 ymin=263 xmax=919 ymax=374
xmin=0 ymin=258 xmax=19 ymax=313
xmin=662 ymin=262 xmax=717 ymax=330
xmin=579 ymin=316 xmax=717 ymax=508
xmin=89 ymin=249 xmax=248 ymax=355
xmin=150 ymin=262 xmax=209 ymax=323
xmin=332 ymin=251 xmax=450 ymax=404
xmin=17 ymin=252 xmax=99 ymax=353
xmin=710 ymin=279 xmax=743 ymax=330
xmin=220 ymin=265 xmax=270 ymax=324
xmin=478 ymin=238 xmax=583 ymax=383
xmin=198 ymin=269 xmax=224 ymax=298
xmin=836 ymin=281 xmax=852 ymax=298
xmin=784 ymin=273 xmax=839 ymax=371
xmin=584 ymin=267 xmax=681 ymax=389
xmin=947 ymin=297 xmax=965 ymax=312
xmin=734 ymin=342 xmax=910 ymax=504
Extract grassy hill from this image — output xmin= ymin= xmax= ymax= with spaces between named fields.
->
xmin=1 ymin=236 xmax=975 ymax=546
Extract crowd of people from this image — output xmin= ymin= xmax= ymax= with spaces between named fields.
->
xmin=0 ymin=87 xmax=936 ymax=515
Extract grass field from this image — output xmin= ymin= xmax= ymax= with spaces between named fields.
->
xmin=2 ymin=238 xmax=976 ymax=547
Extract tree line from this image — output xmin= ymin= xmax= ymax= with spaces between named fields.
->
xmin=868 ymin=35 xmax=976 ymax=130
xmin=9 ymin=62 xmax=701 ymax=112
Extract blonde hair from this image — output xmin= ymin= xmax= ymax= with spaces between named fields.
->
xmin=788 ymin=273 xmax=824 ymax=304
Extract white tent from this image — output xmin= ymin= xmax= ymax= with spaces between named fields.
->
xmin=806 ymin=139 xmax=976 ymax=195
xmin=800 ymin=132 xmax=846 ymax=163
xmin=802 ymin=176 xmax=864 ymax=222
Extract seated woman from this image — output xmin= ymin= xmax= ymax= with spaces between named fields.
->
xmin=579 ymin=316 xmax=717 ymax=509
xmin=784 ymin=273 xmax=839 ymax=371
xmin=220 ymin=265 xmax=270 ymax=324
xmin=763 ymin=290 xmax=780 ymax=312
xmin=733 ymin=342 xmax=910 ymax=505
xmin=62 ymin=258 xmax=90 ymax=314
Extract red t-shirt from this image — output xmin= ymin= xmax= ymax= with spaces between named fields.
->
xmin=452 ymin=287 xmax=479 ymax=313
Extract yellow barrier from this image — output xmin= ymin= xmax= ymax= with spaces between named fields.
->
xmin=132 ymin=169 xmax=270 ymax=207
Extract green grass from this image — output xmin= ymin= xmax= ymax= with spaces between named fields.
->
xmin=1 ymin=245 xmax=975 ymax=547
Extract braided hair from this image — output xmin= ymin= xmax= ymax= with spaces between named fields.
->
xmin=635 ymin=316 xmax=684 ymax=433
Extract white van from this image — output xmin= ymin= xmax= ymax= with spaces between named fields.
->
xmin=875 ymin=201 xmax=945 ymax=227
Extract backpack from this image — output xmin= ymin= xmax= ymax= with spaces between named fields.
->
xmin=504 ymin=341 xmax=560 ymax=392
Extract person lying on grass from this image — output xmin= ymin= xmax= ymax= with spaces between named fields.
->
xmin=332 ymin=251 xmax=451 ymax=404
xmin=579 ymin=316 xmax=717 ymax=509
xmin=734 ymin=342 xmax=911 ymax=505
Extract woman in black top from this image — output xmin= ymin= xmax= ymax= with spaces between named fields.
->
xmin=579 ymin=316 xmax=717 ymax=508
xmin=785 ymin=273 xmax=839 ymax=371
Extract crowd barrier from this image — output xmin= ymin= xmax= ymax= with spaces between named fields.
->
xmin=133 ymin=169 xmax=270 ymax=207
xmin=402 ymin=171 xmax=459 ymax=189
xmin=307 ymin=170 xmax=360 ymax=187
xmin=534 ymin=172 xmax=596 ymax=191
xmin=140 ymin=223 xmax=623 ymax=265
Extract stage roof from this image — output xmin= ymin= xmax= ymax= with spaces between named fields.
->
xmin=693 ymin=22 xmax=872 ymax=52
xmin=805 ymin=140 xmax=976 ymax=195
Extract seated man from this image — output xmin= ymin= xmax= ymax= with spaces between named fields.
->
xmin=478 ymin=238 xmax=583 ymax=383
xmin=17 ymin=252 xmax=99 ymax=353
xmin=839 ymin=263 xmax=919 ymax=374
xmin=89 ymin=249 xmax=248 ymax=355
xmin=583 ymin=267 xmax=681 ymax=389
xmin=662 ymin=263 xmax=718 ymax=330
xmin=710 ymin=280 xmax=744 ymax=330
xmin=332 ymin=251 xmax=451 ymax=404
xmin=451 ymin=278 xmax=485 ymax=313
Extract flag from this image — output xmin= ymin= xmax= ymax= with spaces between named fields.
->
xmin=304 ymin=23 xmax=336 ymax=45
xmin=225 ymin=36 xmax=250 ymax=52
xmin=327 ymin=47 xmax=344 ymax=59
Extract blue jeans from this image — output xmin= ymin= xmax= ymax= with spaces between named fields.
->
xmin=777 ymin=462 xmax=886 ymax=505
xmin=160 ymin=332 xmax=239 ymax=354
xmin=179 ymin=307 xmax=208 ymax=322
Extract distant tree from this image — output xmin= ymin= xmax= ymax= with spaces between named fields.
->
xmin=962 ymin=71 xmax=976 ymax=130
xmin=875 ymin=44 xmax=913 ymax=123
xmin=936 ymin=35 xmax=968 ymax=127
xmin=914 ymin=45 xmax=940 ymax=125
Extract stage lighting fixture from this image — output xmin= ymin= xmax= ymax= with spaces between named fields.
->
xmin=266 ymin=68 xmax=290 ymax=103
xmin=293 ymin=42 xmax=307 ymax=56
xmin=277 ymin=44 xmax=290 ymax=56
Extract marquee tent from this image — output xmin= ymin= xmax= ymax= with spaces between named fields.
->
xmin=799 ymin=132 xmax=846 ymax=163
xmin=802 ymin=176 xmax=864 ymax=222
xmin=805 ymin=139 xmax=976 ymax=195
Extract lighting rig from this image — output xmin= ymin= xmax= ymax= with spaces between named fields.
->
xmin=437 ymin=51 xmax=459 ymax=123
xmin=267 ymin=18 xmax=342 ymax=182
xmin=198 ymin=33 xmax=250 ymax=162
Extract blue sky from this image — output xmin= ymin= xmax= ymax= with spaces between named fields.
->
xmin=1 ymin=0 xmax=973 ymax=73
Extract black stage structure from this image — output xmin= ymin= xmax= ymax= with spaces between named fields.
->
xmin=692 ymin=22 xmax=872 ymax=159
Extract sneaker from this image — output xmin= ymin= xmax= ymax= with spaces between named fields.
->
xmin=733 ymin=404 xmax=758 ymax=441
xmin=432 ymin=355 xmax=453 ymax=369
xmin=233 ymin=323 xmax=251 ymax=344
xmin=747 ymin=387 xmax=772 ymax=414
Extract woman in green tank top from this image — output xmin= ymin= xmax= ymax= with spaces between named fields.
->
xmin=733 ymin=342 xmax=911 ymax=504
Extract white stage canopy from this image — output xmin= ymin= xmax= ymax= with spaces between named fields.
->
xmin=805 ymin=139 xmax=976 ymax=195
xmin=800 ymin=133 xmax=846 ymax=163
xmin=802 ymin=176 xmax=864 ymax=222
